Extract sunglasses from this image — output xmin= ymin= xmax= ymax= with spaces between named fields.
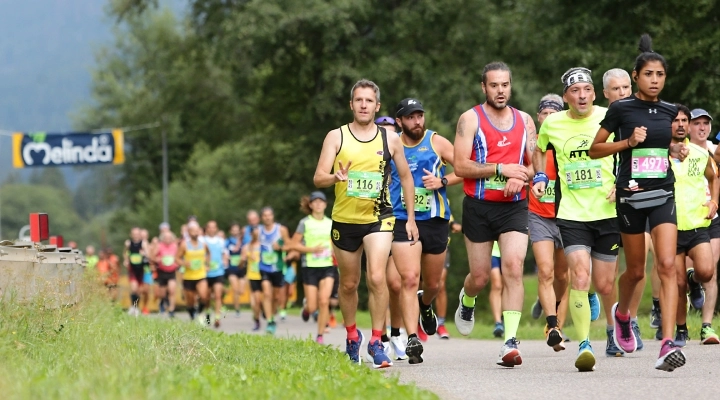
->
xmin=375 ymin=116 xmax=395 ymax=125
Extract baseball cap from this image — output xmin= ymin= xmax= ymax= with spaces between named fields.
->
xmin=375 ymin=116 xmax=395 ymax=125
xmin=309 ymin=191 xmax=327 ymax=202
xmin=159 ymin=222 xmax=170 ymax=230
xmin=690 ymin=108 xmax=713 ymax=121
xmin=395 ymin=98 xmax=425 ymax=117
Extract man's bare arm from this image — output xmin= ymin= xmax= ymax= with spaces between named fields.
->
xmin=453 ymin=111 xmax=497 ymax=179
xmin=313 ymin=129 xmax=342 ymax=188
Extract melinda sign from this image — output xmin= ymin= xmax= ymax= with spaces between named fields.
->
xmin=12 ymin=130 xmax=124 ymax=168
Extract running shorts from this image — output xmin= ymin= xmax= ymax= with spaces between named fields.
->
xmin=129 ymin=265 xmax=144 ymax=283
xmin=156 ymin=270 xmax=176 ymax=287
xmin=331 ymin=267 xmax=339 ymax=299
xmin=462 ymin=196 xmax=528 ymax=243
xmin=261 ymin=271 xmax=285 ymax=288
xmin=250 ymin=279 xmax=262 ymax=292
xmin=225 ymin=266 xmax=247 ymax=279
xmin=393 ymin=217 xmax=449 ymax=254
xmin=708 ymin=218 xmax=720 ymax=239
xmin=616 ymin=188 xmax=676 ymax=234
xmin=207 ymin=275 xmax=225 ymax=287
xmin=302 ymin=266 xmax=335 ymax=287
xmin=183 ymin=278 xmax=205 ymax=291
xmin=528 ymin=211 xmax=562 ymax=249
xmin=677 ymin=228 xmax=710 ymax=255
xmin=491 ymin=256 xmax=501 ymax=271
xmin=556 ymin=218 xmax=620 ymax=260
xmin=331 ymin=217 xmax=395 ymax=252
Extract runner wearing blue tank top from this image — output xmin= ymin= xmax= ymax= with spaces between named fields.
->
xmin=224 ymin=223 xmax=246 ymax=317
xmin=386 ymin=98 xmax=463 ymax=364
xmin=203 ymin=220 xmax=226 ymax=328
xmin=242 ymin=210 xmax=260 ymax=246
xmin=258 ymin=207 xmax=291 ymax=335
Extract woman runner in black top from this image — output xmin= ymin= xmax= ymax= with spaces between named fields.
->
xmin=589 ymin=34 xmax=688 ymax=372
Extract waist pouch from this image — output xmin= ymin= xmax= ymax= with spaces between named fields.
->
xmin=619 ymin=189 xmax=673 ymax=210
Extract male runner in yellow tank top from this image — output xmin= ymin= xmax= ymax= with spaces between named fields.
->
xmin=314 ymin=79 xmax=418 ymax=369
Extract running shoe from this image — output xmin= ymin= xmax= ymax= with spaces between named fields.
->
xmin=214 ymin=317 xmax=220 ymax=328
xmin=205 ymin=314 xmax=211 ymax=326
xmin=417 ymin=323 xmax=429 ymax=342
xmin=655 ymin=327 xmax=663 ymax=341
xmin=575 ymin=340 xmax=596 ymax=372
xmin=701 ymin=326 xmax=720 ymax=345
xmin=252 ymin=319 xmax=260 ymax=331
xmin=168 ymin=311 xmax=175 ymax=319
xmin=454 ymin=288 xmax=475 ymax=336
xmin=316 ymin=335 xmax=324 ymax=344
xmin=418 ymin=290 xmax=439 ymax=335
xmin=497 ymin=338 xmax=522 ymax=367
xmin=346 ymin=330 xmax=365 ymax=365
xmin=545 ymin=326 xmax=565 ymax=352
xmin=365 ymin=338 xmax=393 ymax=363
xmin=631 ymin=320 xmax=644 ymax=351
xmin=406 ymin=336 xmax=424 ymax=365
xmin=301 ymin=308 xmax=310 ymax=322
xmin=649 ymin=306 xmax=661 ymax=329
xmin=142 ymin=308 xmax=150 ymax=315
xmin=687 ymin=269 xmax=705 ymax=310
xmin=654 ymin=339 xmax=686 ymax=372
xmin=674 ymin=329 xmax=689 ymax=347
xmin=588 ymin=292 xmax=600 ymax=322
xmin=368 ymin=339 xmax=393 ymax=369
xmin=235 ymin=309 xmax=240 ymax=317
xmin=279 ymin=309 xmax=287 ymax=321
xmin=390 ymin=336 xmax=408 ymax=360
xmin=531 ymin=297 xmax=542 ymax=319
xmin=266 ymin=321 xmax=277 ymax=335
xmin=493 ymin=322 xmax=504 ymax=338
xmin=437 ymin=325 xmax=450 ymax=339
xmin=312 ymin=310 xmax=319 ymax=322
xmin=605 ymin=328 xmax=624 ymax=357
xmin=611 ymin=302 xmax=637 ymax=353
xmin=328 ymin=313 xmax=337 ymax=328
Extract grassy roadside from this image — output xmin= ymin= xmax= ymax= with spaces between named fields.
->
xmin=0 ymin=279 xmax=436 ymax=400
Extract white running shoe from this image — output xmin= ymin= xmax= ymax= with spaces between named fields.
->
xmin=390 ymin=335 xmax=408 ymax=360
xmin=454 ymin=288 xmax=475 ymax=336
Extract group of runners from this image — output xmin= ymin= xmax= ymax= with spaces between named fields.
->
xmin=312 ymin=33 xmax=720 ymax=373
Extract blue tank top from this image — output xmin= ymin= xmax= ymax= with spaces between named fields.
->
xmin=225 ymin=237 xmax=241 ymax=268
xmin=203 ymin=235 xmax=226 ymax=278
xmin=390 ymin=130 xmax=451 ymax=221
xmin=259 ymin=223 xmax=282 ymax=273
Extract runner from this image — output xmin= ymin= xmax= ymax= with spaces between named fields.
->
xmin=225 ymin=223 xmax=246 ymax=317
xmin=527 ymin=93 xmax=571 ymax=351
xmin=290 ymin=191 xmax=335 ymax=344
xmin=453 ymin=62 xmax=537 ymax=367
xmin=140 ymin=229 xmax=154 ymax=315
xmin=258 ymin=207 xmax=291 ymax=335
xmin=388 ymin=97 xmax=462 ymax=364
xmin=85 ymin=245 xmax=99 ymax=270
xmin=155 ymin=230 xmax=179 ymax=318
xmin=667 ymin=104 xmax=718 ymax=346
xmin=534 ymin=67 xmax=618 ymax=372
xmin=435 ymin=216 xmax=463 ymax=339
xmin=375 ymin=115 xmax=398 ymax=133
xmin=242 ymin=226 xmax=263 ymax=331
xmin=589 ymin=34 xmax=689 ymax=371
xmin=176 ymin=221 xmax=210 ymax=325
xmin=490 ymin=241 xmax=504 ymax=338
xmin=124 ymin=227 xmax=148 ymax=317
xmin=687 ymin=108 xmax=720 ymax=344
xmin=203 ymin=220 xmax=226 ymax=328
xmin=155 ymin=222 xmax=173 ymax=313
xmin=313 ymin=79 xmax=418 ymax=368
xmin=242 ymin=210 xmax=260 ymax=246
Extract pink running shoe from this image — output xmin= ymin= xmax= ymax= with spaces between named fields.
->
xmin=612 ymin=302 xmax=637 ymax=353
xmin=316 ymin=335 xmax=324 ymax=345
xmin=655 ymin=339 xmax=686 ymax=372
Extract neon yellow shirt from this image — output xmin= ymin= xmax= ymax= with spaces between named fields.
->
xmin=672 ymin=140 xmax=711 ymax=230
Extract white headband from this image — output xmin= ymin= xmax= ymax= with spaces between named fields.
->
xmin=562 ymin=68 xmax=593 ymax=92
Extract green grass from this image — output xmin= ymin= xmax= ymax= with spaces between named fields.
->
xmin=352 ymin=276 xmax=706 ymax=342
xmin=0 ymin=279 xmax=436 ymax=400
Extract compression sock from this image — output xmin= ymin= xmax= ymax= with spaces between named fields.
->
xmin=546 ymin=315 xmax=558 ymax=329
xmin=371 ymin=329 xmax=383 ymax=344
xmin=438 ymin=317 xmax=446 ymax=326
xmin=569 ymin=290 xmax=591 ymax=342
xmin=502 ymin=311 xmax=521 ymax=341
xmin=390 ymin=327 xmax=401 ymax=337
xmin=345 ymin=324 xmax=359 ymax=341
xmin=462 ymin=293 xmax=476 ymax=308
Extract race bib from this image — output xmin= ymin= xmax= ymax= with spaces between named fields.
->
xmin=161 ymin=255 xmax=175 ymax=266
xmin=484 ymin=175 xmax=508 ymax=190
xmin=210 ymin=261 xmax=220 ymax=271
xmin=261 ymin=251 xmax=279 ymax=265
xmin=230 ymin=255 xmax=241 ymax=267
xmin=308 ymin=247 xmax=332 ymax=262
xmin=346 ymin=171 xmax=382 ymax=198
xmin=540 ymin=180 xmax=556 ymax=203
xmin=190 ymin=259 xmax=203 ymax=271
xmin=401 ymin=187 xmax=432 ymax=212
xmin=129 ymin=253 xmax=143 ymax=264
xmin=565 ymin=160 xmax=603 ymax=190
xmin=631 ymin=148 xmax=668 ymax=179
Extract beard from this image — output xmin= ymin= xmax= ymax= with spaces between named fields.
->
xmin=401 ymin=122 xmax=425 ymax=141
xmin=486 ymin=95 xmax=510 ymax=110
xmin=673 ymin=130 xmax=686 ymax=141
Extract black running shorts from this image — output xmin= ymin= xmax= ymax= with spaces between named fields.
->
xmin=302 ymin=266 xmax=336 ymax=287
xmin=677 ymin=228 xmax=710 ymax=255
xmin=462 ymin=196 xmax=528 ymax=243
xmin=331 ymin=218 xmax=395 ymax=252
xmin=393 ymin=217 xmax=449 ymax=254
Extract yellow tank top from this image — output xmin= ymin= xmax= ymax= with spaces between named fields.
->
xmin=183 ymin=239 xmax=207 ymax=281
xmin=672 ymin=140 xmax=711 ymax=231
xmin=332 ymin=124 xmax=393 ymax=224
xmin=246 ymin=244 xmax=261 ymax=280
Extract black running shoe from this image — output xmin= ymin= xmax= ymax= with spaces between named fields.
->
xmin=406 ymin=336 xmax=424 ymax=365
xmin=417 ymin=290 xmax=438 ymax=336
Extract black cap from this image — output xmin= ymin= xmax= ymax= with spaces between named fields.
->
xmin=309 ymin=191 xmax=327 ymax=202
xmin=690 ymin=108 xmax=713 ymax=121
xmin=395 ymin=98 xmax=425 ymax=117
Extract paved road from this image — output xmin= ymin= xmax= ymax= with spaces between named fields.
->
xmin=205 ymin=313 xmax=719 ymax=399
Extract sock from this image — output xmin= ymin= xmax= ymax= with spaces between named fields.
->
xmin=502 ymin=311 xmax=521 ymax=341
xmin=702 ymin=322 xmax=711 ymax=328
xmin=390 ymin=327 xmax=401 ymax=337
xmin=615 ymin=307 xmax=630 ymax=322
xmin=371 ymin=329 xmax=383 ymax=344
xmin=546 ymin=315 xmax=558 ymax=329
xmin=555 ymin=301 xmax=561 ymax=312
xmin=569 ymin=290 xmax=591 ymax=342
xmin=462 ymin=293 xmax=476 ymax=308
xmin=677 ymin=323 xmax=687 ymax=332
xmin=652 ymin=297 xmax=660 ymax=311
xmin=630 ymin=317 xmax=638 ymax=324
xmin=606 ymin=324 xmax=614 ymax=331
xmin=130 ymin=294 xmax=139 ymax=306
xmin=381 ymin=334 xmax=390 ymax=343
xmin=188 ymin=306 xmax=196 ymax=320
xmin=438 ymin=317 xmax=446 ymax=326
xmin=345 ymin=324 xmax=359 ymax=341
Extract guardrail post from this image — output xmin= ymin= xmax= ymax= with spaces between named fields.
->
xmin=29 ymin=213 xmax=49 ymax=243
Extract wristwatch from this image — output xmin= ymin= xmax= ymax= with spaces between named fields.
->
xmin=441 ymin=177 xmax=448 ymax=187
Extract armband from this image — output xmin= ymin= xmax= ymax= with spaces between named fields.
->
xmin=533 ymin=172 xmax=549 ymax=186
